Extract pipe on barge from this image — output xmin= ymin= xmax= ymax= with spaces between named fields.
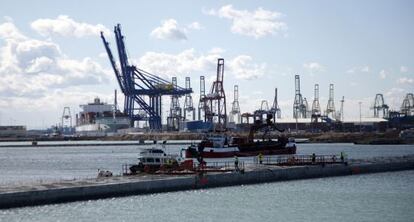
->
xmin=1 ymin=158 xmax=413 ymax=209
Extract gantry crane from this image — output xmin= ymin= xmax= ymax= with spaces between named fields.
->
xmin=201 ymin=58 xmax=227 ymax=131
xmin=270 ymin=88 xmax=281 ymax=119
xmin=229 ymin=85 xmax=241 ymax=124
xmin=101 ymin=24 xmax=191 ymax=130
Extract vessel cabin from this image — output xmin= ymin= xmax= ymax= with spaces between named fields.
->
xmin=138 ymin=148 xmax=180 ymax=166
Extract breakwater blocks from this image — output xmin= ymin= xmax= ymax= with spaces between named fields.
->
xmin=1 ymin=156 xmax=413 ymax=209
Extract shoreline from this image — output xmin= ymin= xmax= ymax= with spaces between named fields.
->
xmin=0 ymin=131 xmax=412 ymax=146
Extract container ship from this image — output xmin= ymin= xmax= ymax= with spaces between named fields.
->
xmin=75 ymin=97 xmax=130 ymax=136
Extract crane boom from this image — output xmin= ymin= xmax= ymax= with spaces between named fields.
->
xmin=100 ymin=32 xmax=125 ymax=93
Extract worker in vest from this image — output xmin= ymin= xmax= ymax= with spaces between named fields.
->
xmin=258 ymin=153 xmax=263 ymax=164
xmin=234 ymin=156 xmax=239 ymax=171
xmin=342 ymin=152 xmax=348 ymax=165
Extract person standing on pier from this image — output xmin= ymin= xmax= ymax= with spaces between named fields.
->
xmin=258 ymin=153 xmax=263 ymax=164
xmin=234 ymin=156 xmax=239 ymax=171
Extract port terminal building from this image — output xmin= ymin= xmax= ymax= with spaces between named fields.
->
xmin=0 ymin=126 xmax=27 ymax=137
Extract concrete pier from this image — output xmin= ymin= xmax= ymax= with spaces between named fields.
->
xmin=0 ymin=155 xmax=413 ymax=209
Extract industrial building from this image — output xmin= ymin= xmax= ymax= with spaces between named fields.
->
xmin=0 ymin=126 xmax=27 ymax=137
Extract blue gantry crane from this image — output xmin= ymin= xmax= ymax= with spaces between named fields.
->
xmin=100 ymin=24 xmax=192 ymax=130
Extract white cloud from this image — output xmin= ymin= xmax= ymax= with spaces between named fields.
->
xmin=136 ymin=48 xmax=218 ymax=79
xmin=188 ymin=22 xmax=203 ymax=30
xmin=400 ymin=66 xmax=408 ymax=73
xmin=0 ymin=21 xmax=115 ymax=128
xmin=25 ymin=56 xmax=54 ymax=73
xmin=0 ymin=89 xmax=116 ymax=128
xmin=209 ymin=47 xmax=225 ymax=54
xmin=150 ymin=19 xmax=187 ymax=41
xmin=346 ymin=65 xmax=370 ymax=74
xmin=384 ymin=87 xmax=407 ymax=110
xmin=30 ymin=15 xmax=110 ymax=38
xmin=397 ymin=77 xmax=414 ymax=84
xmin=3 ymin=16 xmax=13 ymax=22
xmin=98 ymin=52 xmax=108 ymax=58
xmin=379 ymin=69 xmax=387 ymax=79
xmin=0 ymin=22 xmax=26 ymax=40
xmin=361 ymin=66 xmax=370 ymax=72
xmin=229 ymin=55 xmax=265 ymax=80
xmin=136 ymin=48 xmax=265 ymax=81
xmin=303 ymin=62 xmax=325 ymax=74
xmin=346 ymin=68 xmax=355 ymax=74
xmin=0 ymin=21 xmax=111 ymax=98
xmin=202 ymin=8 xmax=217 ymax=16
xmin=207 ymin=5 xmax=287 ymax=39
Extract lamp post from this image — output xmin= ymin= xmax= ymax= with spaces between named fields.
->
xmin=295 ymin=114 xmax=298 ymax=133
xmin=359 ymin=102 xmax=362 ymax=133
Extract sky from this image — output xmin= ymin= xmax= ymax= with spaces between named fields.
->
xmin=0 ymin=0 xmax=413 ymax=129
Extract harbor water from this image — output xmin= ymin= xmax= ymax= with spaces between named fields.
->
xmin=1 ymin=143 xmax=414 ymax=186
xmin=0 ymin=142 xmax=414 ymax=221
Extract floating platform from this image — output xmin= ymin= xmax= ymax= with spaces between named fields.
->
xmin=0 ymin=155 xmax=413 ymax=209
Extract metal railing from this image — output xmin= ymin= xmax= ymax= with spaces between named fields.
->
xmin=196 ymin=161 xmax=245 ymax=171
xmin=122 ymin=154 xmax=348 ymax=175
xmin=122 ymin=160 xmax=246 ymax=175
xmin=253 ymin=154 xmax=348 ymax=166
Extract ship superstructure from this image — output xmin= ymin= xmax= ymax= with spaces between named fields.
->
xmin=75 ymin=97 xmax=130 ymax=136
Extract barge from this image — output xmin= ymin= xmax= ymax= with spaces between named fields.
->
xmin=184 ymin=115 xmax=296 ymax=158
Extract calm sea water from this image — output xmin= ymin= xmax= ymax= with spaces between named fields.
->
xmin=0 ymin=142 xmax=414 ymax=185
xmin=1 ymin=170 xmax=413 ymax=222
xmin=0 ymin=142 xmax=413 ymax=221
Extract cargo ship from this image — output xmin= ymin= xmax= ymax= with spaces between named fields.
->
xmin=75 ymin=97 xmax=130 ymax=136
xmin=184 ymin=115 xmax=296 ymax=158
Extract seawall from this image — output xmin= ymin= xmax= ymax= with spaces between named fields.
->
xmin=1 ymin=157 xmax=413 ymax=209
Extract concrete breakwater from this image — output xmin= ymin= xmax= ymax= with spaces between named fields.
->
xmin=1 ymin=156 xmax=413 ymax=209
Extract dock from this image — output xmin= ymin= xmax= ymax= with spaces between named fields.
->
xmin=0 ymin=155 xmax=413 ymax=209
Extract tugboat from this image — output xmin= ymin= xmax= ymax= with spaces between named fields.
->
xmin=184 ymin=114 xmax=296 ymax=159
xmin=129 ymin=145 xmax=182 ymax=174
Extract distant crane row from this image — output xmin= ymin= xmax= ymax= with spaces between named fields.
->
xmin=100 ymin=24 xmax=414 ymax=131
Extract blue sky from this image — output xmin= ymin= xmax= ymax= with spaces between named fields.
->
xmin=0 ymin=0 xmax=413 ymax=128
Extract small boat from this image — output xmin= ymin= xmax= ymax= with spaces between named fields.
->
xmin=184 ymin=115 xmax=296 ymax=159
xmin=97 ymin=170 xmax=113 ymax=178
xmin=129 ymin=147 xmax=182 ymax=173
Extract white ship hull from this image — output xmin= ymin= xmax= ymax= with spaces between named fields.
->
xmin=75 ymin=123 xmax=110 ymax=137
